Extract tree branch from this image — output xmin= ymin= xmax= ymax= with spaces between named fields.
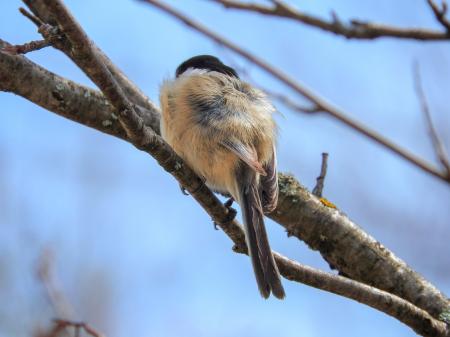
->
xmin=274 ymin=253 xmax=449 ymax=337
xmin=1 ymin=38 xmax=51 ymax=55
xmin=22 ymin=0 xmax=160 ymax=128
xmin=210 ymin=0 xmax=450 ymax=41
xmin=271 ymin=174 xmax=450 ymax=321
xmin=36 ymin=249 xmax=74 ymax=320
xmin=142 ymin=0 xmax=450 ymax=186
xmin=413 ymin=63 xmax=450 ymax=176
xmin=46 ymin=320 xmax=104 ymax=337
xmin=312 ymin=153 xmax=328 ymax=197
xmin=427 ymin=0 xmax=450 ymax=31
xmin=0 ymin=38 xmax=159 ymax=139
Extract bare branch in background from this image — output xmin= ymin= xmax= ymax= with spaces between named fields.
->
xmin=312 ymin=153 xmax=329 ymax=197
xmin=414 ymin=63 xmax=450 ymax=176
xmin=45 ymin=320 xmax=104 ymax=337
xmin=262 ymin=87 xmax=321 ymax=113
xmin=37 ymin=249 xmax=74 ymax=320
xmin=36 ymin=249 xmax=104 ymax=337
xmin=142 ymin=0 xmax=450 ymax=185
xmin=210 ymin=0 xmax=450 ymax=41
xmin=427 ymin=0 xmax=450 ymax=31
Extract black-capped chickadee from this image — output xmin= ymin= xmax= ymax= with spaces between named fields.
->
xmin=160 ymin=55 xmax=285 ymax=299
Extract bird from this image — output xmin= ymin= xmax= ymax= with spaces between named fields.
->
xmin=159 ymin=55 xmax=285 ymax=299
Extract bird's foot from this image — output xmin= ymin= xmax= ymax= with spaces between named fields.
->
xmin=213 ymin=198 xmax=237 ymax=230
xmin=179 ymin=184 xmax=189 ymax=196
xmin=224 ymin=197 xmax=234 ymax=209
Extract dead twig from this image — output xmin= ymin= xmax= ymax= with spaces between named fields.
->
xmin=413 ymin=63 xmax=450 ymax=176
xmin=427 ymin=0 xmax=450 ymax=31
xmin=36 ymin=249 xmax=74 ymax=320
xmin=312 ymin=153 xmax=329 ymax=197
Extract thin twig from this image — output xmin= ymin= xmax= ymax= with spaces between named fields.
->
xmin=24 ymin=1 xmax=450 ymax=335
xmin=36 ymin=248 xmax=74 ymax=320
xmin=1 ymin=39 xmax=51 ymax=55
xmin=216 ymin=52 xmax=318 ymax=113
xmin=210 ymin=0 xmax=450 ymax=41
xmin=19 ymin=7 xmax=44 ymax=26
xmin=262 ymin=87 xmax=320 ymax=113
xmin=50 ymin=320 xmax=104 ymax=337
xmin=413 ymin=63 xmax=450 ymax=176
xmin=312 ymin=153 xmax=329 ymax=197
xmin=427 ymin=0 xmax=450 ymax=31
xmin=142 ymin=0 xmax=450 ymax=185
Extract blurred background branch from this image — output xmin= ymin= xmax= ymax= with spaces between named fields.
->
xmin=210 ymin=0 xmax=450 ymax=40
xmin=413 ymin=62 xmax=450 ymax=175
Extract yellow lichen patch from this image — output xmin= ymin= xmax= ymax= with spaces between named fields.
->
xmin=320 ymin=197 xmax=337 ymax=209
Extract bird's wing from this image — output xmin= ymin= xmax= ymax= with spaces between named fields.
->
xmin=221 ymin=138 xmax=267 ymax=176
xmin=260 ymin=146 xmax=278 ymax=213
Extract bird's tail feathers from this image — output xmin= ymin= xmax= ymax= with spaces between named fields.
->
xmin=235 ymin=168 xmax=285 ymax=299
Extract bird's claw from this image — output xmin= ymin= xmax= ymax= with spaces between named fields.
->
xmin=224 ymin=197 xmax=234 ymax=209
xmin=179 ymin=184 xmax=189 ymax=196
xmin=212 ymin=199 xmax=237 ymax=230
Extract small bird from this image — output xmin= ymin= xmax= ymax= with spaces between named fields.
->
xmin=159 ymin=55 xmax=285 ymax=299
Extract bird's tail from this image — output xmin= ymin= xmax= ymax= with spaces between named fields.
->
xmin=234 ymin=167 xmax=285 ymax=299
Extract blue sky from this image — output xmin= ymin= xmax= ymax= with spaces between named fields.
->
xmin=1 ymin=1 xmax=449 ymax=337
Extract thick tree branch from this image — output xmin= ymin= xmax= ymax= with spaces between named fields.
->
xmin=271 ymin=174 xmax=450 ymax=320
xmin=22 ymin=0 xmax=160 ymax=129
xmin=275 ymin=253 xmax=449 ymax=337
xmin=143 ymin=0 xmax=450 ymax=186
xmin=210 ymin=0 xmax=450 ymax=41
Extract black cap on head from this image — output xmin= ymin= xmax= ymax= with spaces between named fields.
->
xmin=175 ymin=55 xmax=239 ymax=78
